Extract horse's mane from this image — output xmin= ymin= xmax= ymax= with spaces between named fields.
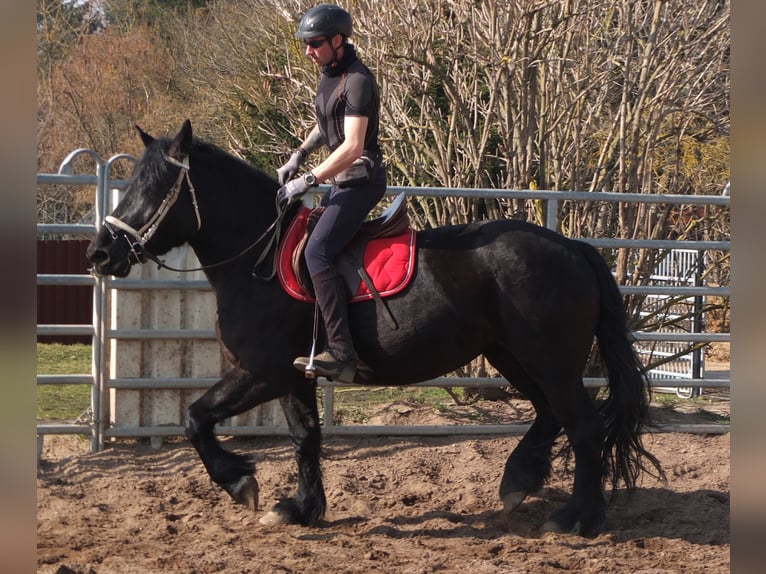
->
xmin=193 ymin=139 xmax=281 ymax=193
xmin=135 ymin=133 xmax=278 ymax=195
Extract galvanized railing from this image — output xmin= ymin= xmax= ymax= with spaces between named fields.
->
xmin=37 ymin=150 xmax=731 ymax=457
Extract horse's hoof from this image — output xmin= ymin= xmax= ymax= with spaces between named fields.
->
xmin=541 ymin=519 xmax=565 ymax=534
xmin=229 ymin=475 xmax=259 ymax=511
xmin=542 ymin=504 xmax=604 ymax=536
xmin=259 ymin=509 xmax=286 ymax=526
xmin=541 ymin=518 xmax=583 ymax=535
xmin=501 ymin=491 xmax=527 ymax=512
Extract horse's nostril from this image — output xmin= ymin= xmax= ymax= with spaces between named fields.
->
xmin=87 ymin=247 xmax=108 ymax=265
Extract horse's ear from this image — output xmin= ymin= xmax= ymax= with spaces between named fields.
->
xmin=168 ymin=119 xmax=193 ymax=161
xmin=136 ymin=125 xmax=155 ymax=147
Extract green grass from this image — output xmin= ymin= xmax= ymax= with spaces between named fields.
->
xmin=650 ymin=390 xmax=730 ymax=425
xmin=327 ymin=385 xmax=465 ymax=424
xmin=36 ymin=343 xmax=465 ymax=423
xmin=37 ymin=343 xmax=92 ymax=421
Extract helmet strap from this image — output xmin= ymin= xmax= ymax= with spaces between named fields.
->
xmin=330 ymin=35 xmax=345 ymax=66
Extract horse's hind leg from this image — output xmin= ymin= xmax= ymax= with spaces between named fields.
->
xmin=260 ymin=382 xmax=327 ymax=526
xmin=501 ymin=406 xmax=561 ymax=512
xmin=541 ymin=382 xmax=606 ymax=536
xmin=485 ymin=350 xmax=561 ymax=512
xmin=488 ymin=348 xmax=606 ymax=536
xmin=186 ymin=367 xmax=283 ymax=510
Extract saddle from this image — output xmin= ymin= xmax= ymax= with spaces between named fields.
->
xmin=277 ymin=193 xmax=416 ymax=317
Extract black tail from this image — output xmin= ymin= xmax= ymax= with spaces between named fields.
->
xmin=577 ymin=241 xmax=665 ymax=491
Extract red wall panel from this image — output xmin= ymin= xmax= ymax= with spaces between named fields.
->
xmin=37 ymin=240 xmax=93 ymax=344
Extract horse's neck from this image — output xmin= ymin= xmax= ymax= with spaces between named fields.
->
xmin=189 ymin=199 xmax=284 ymax=292
xmin=188 ymin=218 xmax=274 ymax=280
xmin=180 ymin=152 xmax=282 ymax=288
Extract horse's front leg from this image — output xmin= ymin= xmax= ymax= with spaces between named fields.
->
xmin=260 ymin=382 xmax=326 ymax=526
xmin=185 ymin=367 xmax=283 ymax=510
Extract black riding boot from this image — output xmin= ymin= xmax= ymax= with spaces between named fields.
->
xmin=294 ymin=268 xmax=357 ymax=383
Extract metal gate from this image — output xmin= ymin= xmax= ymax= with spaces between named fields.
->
xmin=37 ymin=150 xmax=731 ymax=459
xmin=636 ymin=249 xmax=706 ymax=398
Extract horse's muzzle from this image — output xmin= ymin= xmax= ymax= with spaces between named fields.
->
xmin=86 ymin=242 xmax=134 ymax=278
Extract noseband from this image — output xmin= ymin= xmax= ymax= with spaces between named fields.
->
xmin=104 ymin=155 xmax=201 ymax=263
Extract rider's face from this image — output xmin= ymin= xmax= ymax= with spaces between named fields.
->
xmin=304 ymin=35 xmax=339 ymax=66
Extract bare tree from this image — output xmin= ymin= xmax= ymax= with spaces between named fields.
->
xmin=38 ymin=0 xmax=729 ymax=363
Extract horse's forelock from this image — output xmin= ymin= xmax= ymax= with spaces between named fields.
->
xmin=129 ymin=137 xmax=174 ymax=194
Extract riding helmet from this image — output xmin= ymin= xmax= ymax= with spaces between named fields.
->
xmin=295 ymin=4 xmax=353 ymax=39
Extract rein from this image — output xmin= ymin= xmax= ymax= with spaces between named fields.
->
xmin=103 ymin=154 xmax=287 ymax=278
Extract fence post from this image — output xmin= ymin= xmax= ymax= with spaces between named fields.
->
xmin=546 ymin=198 xmax=559 ymax=231
xmin=92 ymin=156 xmax=106 ymax=451
xmin=58 ymin=148 xmax=108 ymax=452
xmin=692 ymin=250 xmax=705 ymax=380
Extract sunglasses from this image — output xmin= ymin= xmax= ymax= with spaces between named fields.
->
xmin=304 ymin=37 xmax=328 ymax=49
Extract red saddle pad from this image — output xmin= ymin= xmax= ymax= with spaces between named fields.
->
xmin=277 ymin=206 xmax=417 ymax=303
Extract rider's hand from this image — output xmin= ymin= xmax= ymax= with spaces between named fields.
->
xmin=276 ymin=174 xmax=314 ymax=207
xmin=276 ymin=149 xmax=307 ymax=185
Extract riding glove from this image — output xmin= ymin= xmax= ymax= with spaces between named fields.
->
xmin=276 ymin=149 xmax=307 ymax=185
xmin=276 ymin=173 xmax=315 ymax=207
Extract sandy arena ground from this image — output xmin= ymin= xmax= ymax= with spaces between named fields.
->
xmin=37 ymin=378 xmax=729 ymax=574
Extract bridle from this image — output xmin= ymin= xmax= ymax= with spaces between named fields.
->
xmin=104 ymin=155 xmax=200 ymax=263
xmin=102 ymin=154 xmax=287 ymax=277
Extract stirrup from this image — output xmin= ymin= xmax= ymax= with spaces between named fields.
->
xmin=293 ymin=351 xmax=356 ymax=383
xmin=300 ymin=313 xmax=320 ymax=379
xmin=296 ymin=353 xmax=318 ymax=380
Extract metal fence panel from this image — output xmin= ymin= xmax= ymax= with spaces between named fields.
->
xmin=36 ymin=151 xmax=731 ymax=459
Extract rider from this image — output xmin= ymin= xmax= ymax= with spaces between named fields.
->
xmin=276 ymin=4 xmax=387 ymax=383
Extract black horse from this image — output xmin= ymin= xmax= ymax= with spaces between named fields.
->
xmin=87 ymin=120 xmax=663 ymax=536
